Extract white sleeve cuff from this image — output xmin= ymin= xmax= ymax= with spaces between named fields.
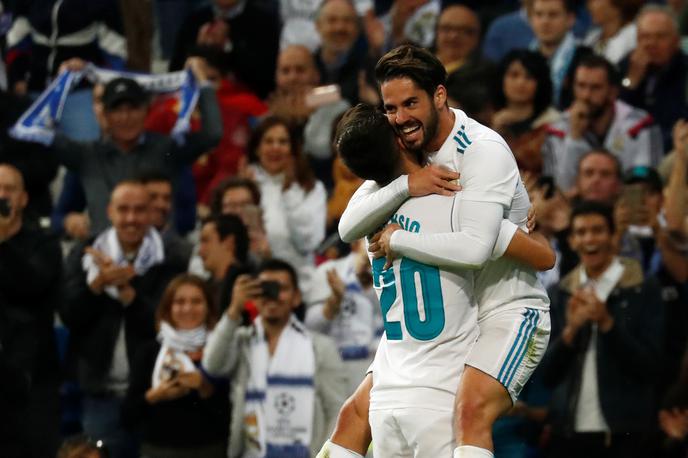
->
xmin=491 ymin=220 xmax=519 ymax=260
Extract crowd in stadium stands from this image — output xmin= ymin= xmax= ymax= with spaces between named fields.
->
xmin=0 ymin=0 xmax=687 ymax=457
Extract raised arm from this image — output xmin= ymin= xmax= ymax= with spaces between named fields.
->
xmin=339 ymin=165 xmax=461 ymax=242
xmin=384 ymin=140 xmax=520 ymax=269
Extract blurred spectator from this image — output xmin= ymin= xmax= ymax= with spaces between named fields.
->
xmin=138 ymin=170 xmax=193 ymax=268
xmin=433 ymin=4 xmax=481 ymax=74
xmin=203 ymin=259 xmax=347 ymax=457
xmin=314 ymin=0 xmax=378 ymax=106
xmin=619 ymin=5 xmax=688 ymax=151
xmin=377 ymin=0 xmax=440 ymax=52
xmin=327 ymin=155 xmax=364 ymax=232
xmin=209 ymin=176 xmax=271 ymax=264
xmin=445 ymin=63 xmax=498 ymax=125
xmin=121 ymin=274 xmax=229 ymax=458
xmin=661 ymin=120 xmax=688 ymax=242
xmin=491 ymin=49 xmax=558 ymax=176
xmin=305 ymin=239 xmax=378 ymax=394
xmin=615 ymin=166 xmax=688 ymax=395
xmin=4 ymin=0 xmax=126 ymax=94
xmin=0 ymin=164 xmax=62 ymax=458
xmin=529 ymin=0 xmax=583 ymax=107
xmin=659 ymin=349 xmax=688 ymax=457
xmin=583 ymin=0 xmax=641 ymax=65
xmin=574 ymin=150 xmax=622 ymax=205
xmin=0 ymin=89 xmax=59 ymax=221
xmin=6 ymin=0 xmax=127 ymax=141
xmin=541 ymin=201 xmax=664 ymax=458
xmin=147 ymin=46 xmax=268 ymax=207
xmin=269 ymin=44 xmax=351 ymax=189
xmin=38 ymin=57 xmax=221 ymax=235
xmin=482 ymin=0 xmax=536 ymax=63
xmin=198 ymin=214 xmax=252 ymax=316
xmin=280 ymin=0 xmax=374 ymax=52
xmin=169 ymin=0 xmax=280 ymax=99
xmin=245 ymin=117 xmax=327 ymax=303
xmin=60 ymin=180 xmax=186 ymax=458
xmin=542 ymin=55 xmax=663 ymax=193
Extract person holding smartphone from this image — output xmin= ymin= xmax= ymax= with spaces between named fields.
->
xmin=203 ymin=259 xmax=347 ymax=458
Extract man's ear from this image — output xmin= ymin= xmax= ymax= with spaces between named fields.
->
xmin=434 ymin=85 xmax=448 ymax=110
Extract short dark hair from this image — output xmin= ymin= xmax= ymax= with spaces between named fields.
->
xmin=256 ymin=258 xmax=300 ymax=290
xmin=571 ymin=200 xmax=615 ymax=234
xmin=202 ymin=214 xmax=249 ymax=264
xmin=577 ymin=149 xmax=622 ymax=179
xmin=209 ymin=177 xmax=261 ymax=216
xmin=375 ymin=45 xmax=447 ymax=99
xmin=495 ymin=50 xmax=552 ymax=117
xmin=155 ymin=274 xmax=218 ymax=331
xmin=575 ymin=54 xmax=621 ymax=87
xmin=534 ymin=0 xmax=576 ymax=13
xmin=335 ymin=103 xmax=400 ymax=185
xmin=136 ymin=169 xmax=172 ymax=185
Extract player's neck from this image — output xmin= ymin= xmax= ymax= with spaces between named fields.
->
xmin=426 ymin=106 xmax=456 ymax=152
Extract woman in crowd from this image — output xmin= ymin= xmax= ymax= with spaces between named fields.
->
xmin=122 ymin=274 xmax=229 ymax=458
xmin=584 ymin=0 xmax=644 ymax=65
xmin=491 ymin=50 xmax=560 ymax=177
xmin=244 ymin=116 xmax=327 ymax=303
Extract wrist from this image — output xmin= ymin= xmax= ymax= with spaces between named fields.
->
xmin=599 ymin=315 xmax=614 ymax=333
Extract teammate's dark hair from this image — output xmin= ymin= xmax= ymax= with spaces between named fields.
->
xmin=375 ymin=45 xmax=447 ymax=99
xmin=335 ymin=103 xmax=400 ymax=185
xmin=575 ymin=54 xmax=621 ymax=87
xmin=201 ymin=214 xmax=249 ymax=264
xmin=570 ymin=200 xmax=615 ymax=234
xmin=256 ymin=258 xmax=300 ymax=290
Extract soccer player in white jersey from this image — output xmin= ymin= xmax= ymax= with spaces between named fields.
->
xmin=320 ymin=45 xmax=552 ymax=458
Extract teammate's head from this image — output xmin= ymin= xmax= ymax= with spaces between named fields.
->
xmin=376 ymin=45 xmax=448 ymax=153
xmin=569 ymin=200 xmax=616 ymax=275
xmin=335 ymin=103 xmax=403 ymax=185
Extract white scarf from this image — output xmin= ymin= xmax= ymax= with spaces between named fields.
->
xmin=82 ymin=226 xmax=165 ymax=302
xmin=10 ymin=63 xmax=199 ymax=145
xmin=151 ymin=321 xmax=207 ymax=388
xmin=244 ymin=316 xmax=315 ymax=458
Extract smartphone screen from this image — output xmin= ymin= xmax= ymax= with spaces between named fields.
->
xmin=622 ymin=184 xmax=646 ymax=225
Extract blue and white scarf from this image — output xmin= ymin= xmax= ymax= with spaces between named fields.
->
xmin=82 ymin=226 xmax=165 ymax=302
xmin=10 ymin=64 xmax=199 ymax=145
xmin=152 ymin=321 xmax=207 ymax=389
xmin=244 ymin=316 xmax=315 ymax=458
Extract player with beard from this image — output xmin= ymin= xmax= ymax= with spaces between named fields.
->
xmin=542 ymin=54 xmax=663 ymax=193
xmin=318 ymin=45 xmax=551 ymax=458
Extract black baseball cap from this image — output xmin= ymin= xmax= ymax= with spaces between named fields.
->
xmin=102 ymin=77 xmax=148 ymax=110
xmin=624 ymin=165 xmax=663 ymax=193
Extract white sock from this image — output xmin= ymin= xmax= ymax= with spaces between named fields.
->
xmin=453 ymin=445 xmax=494 ymax=458
xmin=317 ymin=440 xmax=364 ymax=458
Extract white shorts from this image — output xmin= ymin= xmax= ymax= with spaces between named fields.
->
xmin=369 ymin=408 xmax=454 ymax=458
xmin=466 ymin=307 xmax=550 ymax=403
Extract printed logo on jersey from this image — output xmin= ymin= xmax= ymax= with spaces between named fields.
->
xmin=452 ymin=125 xmax=472 ymax=155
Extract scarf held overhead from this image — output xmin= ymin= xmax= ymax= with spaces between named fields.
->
xmin=9 ymin=63 xmax=199 ymax=145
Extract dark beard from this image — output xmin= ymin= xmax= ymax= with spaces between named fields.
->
xmin=397 ymin=106 xmax=440 ymax=163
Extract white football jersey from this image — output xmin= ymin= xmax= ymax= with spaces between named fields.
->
xmin=369 ymin=193 xmax=479 ymax=412
xmin=430 ymin=108 xmax=549 ymax=317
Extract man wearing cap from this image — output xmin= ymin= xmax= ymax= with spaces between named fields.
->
xmin=45 ymin=57 xmax=222 ymax=234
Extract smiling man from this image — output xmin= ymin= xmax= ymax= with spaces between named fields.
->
xmin=540 ymin=200 xmax=664 ymax=458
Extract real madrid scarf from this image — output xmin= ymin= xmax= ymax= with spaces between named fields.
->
xmin=244 ymin=316 xmax=316 ymax=458
xmin=9 ymin=63 xmax=199 ymax=145
xmin=152 ymin=321 xmax=207 ymax=388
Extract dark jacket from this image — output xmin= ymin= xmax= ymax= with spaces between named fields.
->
xmin=50 ymin=86 xmax=222 ymax=234
xmin=59 ymin=237 xmax=184 ymax=393
xmin=619 ymin=51 xmax=688 ymax=151
xmin=121 ymin=340 xmax=229 ymax=449
xmin=169 ymin=3 xmax=280 ymax=99
xmin=314 ymin=40 xmax=376 ymax=106
xmin=0 ymin=224 xmax=62 ymax=384
xmin=541 ymin=257 xmax=664 ymax=435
